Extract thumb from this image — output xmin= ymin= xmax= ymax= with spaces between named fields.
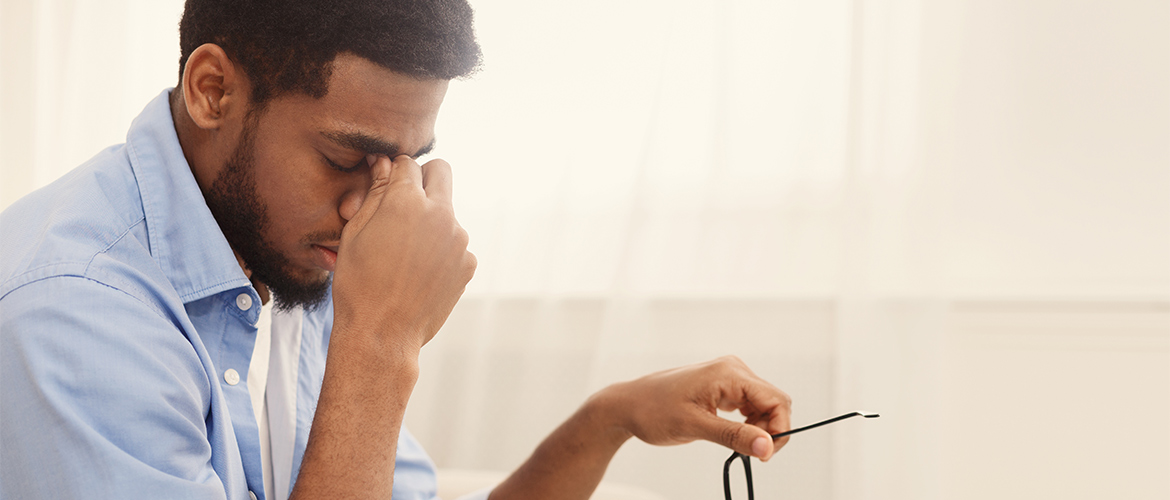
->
xmin=697 ymin=413 xmax=775 ymax=461
xmin=345 ymin=155 xmax=393 ymax=234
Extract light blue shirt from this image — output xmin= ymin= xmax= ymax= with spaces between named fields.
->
xmin=0 ymin=90 xmax=440 ymax=499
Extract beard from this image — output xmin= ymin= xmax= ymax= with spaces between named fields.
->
xmin=202 ymin=116 xmax=332 ymax=311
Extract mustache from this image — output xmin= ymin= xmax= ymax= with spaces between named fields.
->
xmin=302 ymin=229 xmax=343 ymax=245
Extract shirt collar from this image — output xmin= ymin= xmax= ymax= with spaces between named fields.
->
xmin=126 ymin=89 xmax=251 ymax=303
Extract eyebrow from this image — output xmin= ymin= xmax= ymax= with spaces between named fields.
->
xmin=321 ymin=130 xmax=436 ymax=159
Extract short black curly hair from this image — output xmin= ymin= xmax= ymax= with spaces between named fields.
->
xmin=178 ymin=0 xmax=481 ymax=107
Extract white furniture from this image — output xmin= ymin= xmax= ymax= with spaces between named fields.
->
xmin=437 ymin=469 xmax=666 ymax=500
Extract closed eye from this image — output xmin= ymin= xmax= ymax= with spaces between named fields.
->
xmin=322 ymin=154 xmax=366 ymax=173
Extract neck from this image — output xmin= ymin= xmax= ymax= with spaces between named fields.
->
xmin=233 ymin=249 xmax=272 ymax=305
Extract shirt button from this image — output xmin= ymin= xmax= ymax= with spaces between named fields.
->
xmin=249 ymin=491 xmax=258 ymax=500
xmin=224 ymin=368 xmax=240 ymax=386
xmin=236 ymin=293 xmax=253 ymax=311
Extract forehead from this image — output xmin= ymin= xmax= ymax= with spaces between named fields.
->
xmin=267 ymin=53 xmax=449 ymax=151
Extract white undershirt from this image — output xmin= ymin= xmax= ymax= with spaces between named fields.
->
xmin=247 ymin=303 xmax=492 ymax=500
xmin=248 ymin=302 xmax=305 ymax=500
xmin=248 ymin=301 xmax=276 ymax=500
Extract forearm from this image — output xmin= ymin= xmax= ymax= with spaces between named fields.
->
xmin=289 ymin=154 xmax=474 ymax=498
xmin=492 ymin=357 xmax=792 ymax=499
xmin=289 ymin=325 xmax=421 ymax=500
xmin=489 ymin=391 xmax=632 ymax=500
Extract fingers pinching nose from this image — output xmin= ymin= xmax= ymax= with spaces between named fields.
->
xmin=367 ymin=155 xmax=393 ymax=184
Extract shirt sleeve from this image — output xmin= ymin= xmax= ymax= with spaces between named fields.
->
xmin=1 ymin=276 xmax=228 ymax=499
xmin=392 ymin=426 xmax=444 ymax=500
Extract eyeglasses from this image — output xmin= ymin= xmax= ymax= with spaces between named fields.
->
xmin=722 ymin=411 xmax=879 ymax=500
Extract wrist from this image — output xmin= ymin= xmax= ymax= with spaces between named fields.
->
xmin=580 ymin=383 xmax=636 ymax=448
xmin=327 ymin=318 xmax=423 ymax=379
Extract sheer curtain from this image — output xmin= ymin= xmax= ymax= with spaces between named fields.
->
xmin=0 ymin=0 xmax=187 ymax=205
xmin=418 ymin=1 xmax=858 ymax=497
xmin=416 ymin=1 xmax=951 ymax=497
xmin=3 ymin=1 xmax=1167 ymax=499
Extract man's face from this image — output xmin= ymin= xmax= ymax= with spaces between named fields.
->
xmin=204 ymin=54 xmax=449 ymax=310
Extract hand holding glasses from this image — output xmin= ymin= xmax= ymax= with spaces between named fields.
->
xmin=723 ymin=411 xmax=880 ymax=500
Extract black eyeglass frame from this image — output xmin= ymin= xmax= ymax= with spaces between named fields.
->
xmin=722 ymin=411 xmax=879 ymax=500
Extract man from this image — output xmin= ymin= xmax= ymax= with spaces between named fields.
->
xmin=0 ymin=1 xmax=792 ymax=498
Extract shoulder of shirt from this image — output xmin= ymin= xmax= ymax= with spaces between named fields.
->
xmin=0 ymin=143 xmax=173 ymax=314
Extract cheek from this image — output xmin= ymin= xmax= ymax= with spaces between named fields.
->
xmin=252 ymin=151 xmax=344 ymax=236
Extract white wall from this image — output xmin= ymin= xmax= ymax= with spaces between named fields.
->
xmin=926 ymin=1 xmax=1170 ymax=497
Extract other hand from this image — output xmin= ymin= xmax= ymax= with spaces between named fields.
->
xmin=595 ymin=356 xmax=792 ymax=461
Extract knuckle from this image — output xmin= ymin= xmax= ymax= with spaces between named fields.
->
xmin=719 ymin=423 xmax=745 ymax=448
xmin=425 ymin=157 xmax=452 ymax=170
xmin=708 ymin=355 xmax=745 ymax=377
xmin=453 ymin=225 xmax=470 ymax=248
xmin=463 ymin=252 xmax=478 ymax=278
xmin=718 ymin=354 xmax=745 ymax=369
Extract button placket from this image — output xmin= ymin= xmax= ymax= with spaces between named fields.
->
xmin=224 ymin=368 xmax=240 ymax=386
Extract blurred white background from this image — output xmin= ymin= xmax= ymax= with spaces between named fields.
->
xmin=1 ymin=0 xmax=1167 ymax=499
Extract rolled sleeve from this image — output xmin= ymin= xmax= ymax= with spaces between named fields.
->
xmin=1 ymin=276 xmax=227 ymax=499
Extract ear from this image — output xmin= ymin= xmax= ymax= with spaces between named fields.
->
xmin=180 ymin=43 xmax=248 ymax=131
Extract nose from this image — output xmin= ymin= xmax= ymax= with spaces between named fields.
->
xmin=338 ymin=167 xmax=375 ymax=222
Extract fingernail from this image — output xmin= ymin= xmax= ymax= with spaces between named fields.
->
xmin=366 ymin=154 xmax=377 ymax=167
xmin=752 ymin=436 xmax=770 ymax=459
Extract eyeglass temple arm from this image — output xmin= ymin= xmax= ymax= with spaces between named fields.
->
xmin=724 ymin=411 xmax=878 ymax=500
xmin=770 ymin=411 xmax=879 ymax=439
